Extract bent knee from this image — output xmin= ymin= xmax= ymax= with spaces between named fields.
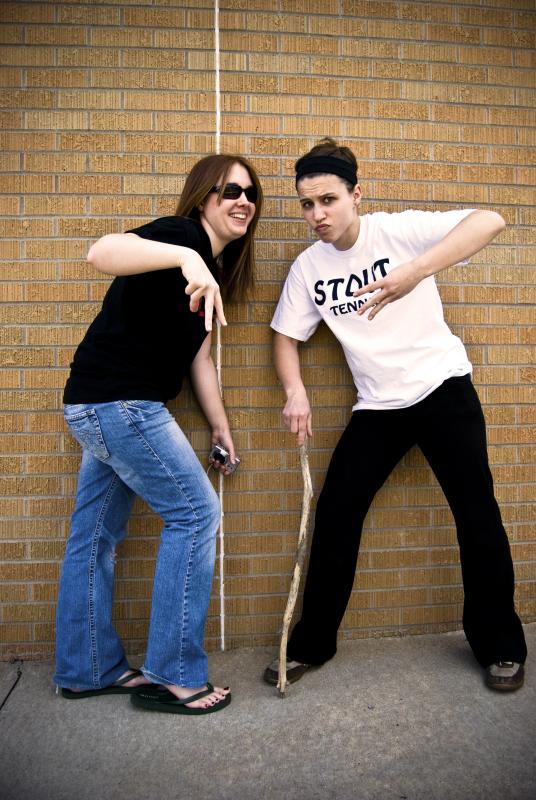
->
xmin=205 ymin=488 xmax=221 ymax=531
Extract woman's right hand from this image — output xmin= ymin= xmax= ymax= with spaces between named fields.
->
xmin=88 ymin=234 xmax=226 ymax=331
xmin=181 ymin=251 xmax=227 ymax=331
xmin=282 ymin=388 xmax=312 ymax=446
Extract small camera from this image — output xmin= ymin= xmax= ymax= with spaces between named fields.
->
xmin=209 ymin=443 xmax=240 ymax=474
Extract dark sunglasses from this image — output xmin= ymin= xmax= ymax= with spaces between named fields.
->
xmin=210 ymin=182 xmax=257 ymax=203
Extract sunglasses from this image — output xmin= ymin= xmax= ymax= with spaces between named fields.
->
xmin=210 ymin=182 xmax=257 ymax=203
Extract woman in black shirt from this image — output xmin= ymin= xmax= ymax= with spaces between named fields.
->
xmin=55 ymin=155 xmax=262 ymax=714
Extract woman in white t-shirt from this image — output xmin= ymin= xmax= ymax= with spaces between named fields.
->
xmin=264 ymin=138 xmax=527 ymax=693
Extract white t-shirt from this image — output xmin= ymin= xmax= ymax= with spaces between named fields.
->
xmin=271 ymin=209 xmax=474 ymax=411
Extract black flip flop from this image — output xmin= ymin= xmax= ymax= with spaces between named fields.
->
xmin=131 ymin=682 xmax=231 ymax=715
xmin=61 ymin=669 xmax=148 ymax=699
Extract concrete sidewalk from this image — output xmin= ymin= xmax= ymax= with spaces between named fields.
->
xmin=1 ymin=624 xmax=534 ymax=800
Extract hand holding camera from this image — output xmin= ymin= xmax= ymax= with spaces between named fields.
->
xmin=209 ymin=443 xmax=240 ymax=475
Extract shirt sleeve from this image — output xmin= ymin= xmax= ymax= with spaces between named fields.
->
xmin=126 ymin=216 xmax=196 ymax=247
xmin=395 ymin=209 xmax=476 ymax=264
xmin=126 ymin=216 xmax=218 ymax=282
xmin=270 ymin=258 xmax=322 ymax=342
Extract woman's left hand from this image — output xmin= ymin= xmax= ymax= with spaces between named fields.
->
xmin=353 ymin=261 xmax=423 ymax=320
xmin=180 ymin=250 xmax=227 ymax=331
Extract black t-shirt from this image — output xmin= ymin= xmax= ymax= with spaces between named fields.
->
xmin=63 ymin=216 xmax=216 ymax=404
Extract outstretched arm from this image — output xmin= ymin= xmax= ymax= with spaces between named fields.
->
xmin=190 ymin=334 xmax=236 ymax=473
xmin=354 ymin=209 xmax=506 ymax=320
xmin=87 ymin=233 xmax=225 ymax=331
xmin=274 ymin=332 xmax=312 ymax=446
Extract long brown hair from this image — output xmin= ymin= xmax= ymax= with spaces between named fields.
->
xmin=175 ymin=154 xmax=263 ymax=302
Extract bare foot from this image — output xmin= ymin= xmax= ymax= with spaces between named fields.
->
xmin=164 ymin=683 xmax=230 ymax=710
xmin=68 ymin=669 xmax=151 ymax=693
xmin=118 ymin=670 xmax=152 ymax=688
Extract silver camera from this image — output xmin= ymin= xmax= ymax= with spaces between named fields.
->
xmin=209 ymin=443 xmax=240 ymax=474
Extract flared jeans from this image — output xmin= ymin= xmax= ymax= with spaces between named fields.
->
xmin=288 ymin=375 xmax=527 ymax=669
xmin=54 ymin=400 xmax=220 ymax=690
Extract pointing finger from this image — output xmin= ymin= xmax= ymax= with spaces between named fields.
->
xmin=213 ymin=291 xmax=227 ymax=327
xmin=353 ymin=280 xmax=382 ymax=298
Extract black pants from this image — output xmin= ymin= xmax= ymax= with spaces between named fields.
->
xmin=288 ymin=375 xmax=527 ymax=669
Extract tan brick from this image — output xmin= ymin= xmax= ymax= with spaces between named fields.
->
xmin=188 ymin=8 xmax=216 ymax=27
xmin=190 ymin=51 xmax=246 ymax=72
xmin=0 ymin=88 xmax=56 ymax=110
xmin=249 ymin=53 xmax=311 ymax=74
xmin=0 ymin=583 xmax=28 ymax=602
xmin=25 ymin=240 xmax=87 ymax=260
xmin=123 ymin=7 xmax=186 ymax=27
xmin=25 ymin=413 xmax=64 ymax=434
xmin=25 ymin=196 xmax=86 ymax=215
xmin=24 ymin=370 xmax=67 ymax=389
xmin=0 ymin=303 xmax=54 ymax=325
xmin=90 ymin=27 xmax=154 ymax=48
xmin=0 ymin=284 xmax=24 ymax=302
xmin=60 ymin=132 xmax=121 ymax=152
xmin=3 ymin=603 xmax=55 ymax=623
xmin=0 ymin=362 xmax=20 ymax=386
xmin=0 ymin=45 xmax=55 ymax=67
xmin=26 ymin=455 xmax=78 ymax=474
xmin=154 ymin=70 xmax=213 ymax=92
xmin=25 ymin=110 xmax=89 ymax=130
xmin=0 ymin=25 xmax=23 ymax=44
xmin=0 ymin=196 xmax=19 ymax=215
xmin=2 ymin=3 xmax=55 ymax=22
xmin=0 ymin=64 xmax=23 ymax=84
xmin=57 ymin=49 xmax=119 ymax=68
xmin=0 ymin=174 xmax=54 ymax=193
xmin=89 ymin=112 xmax=153 ymax=132
xmin=121 ymin=175 xmax=183 ymax=197
xmin=91 ymin=69 xmax=153 ymax=89
xmin=488 ymin=346 xmax=535 ymax=365
xmin=90 ymin=197 xmax=152 ymax=216
xmin=24 ymin=153 xmax=87 ymax=173
xmin=123 ymin=49 xmax=188 ymax=69
xmin=280 ymin=75 xmax=340 ymax=96
xmin=0 ymin=241 xmax=21 ymax=261
xmin=32 ymin=584 xmax=58 ymax=602
xmin=0 ymin=151 xmax=21 ymax=175
xmin=26 ymin=69 xmax=84 ymax=88
xmin=26 ymin=27 xmax=86 ymax=46
xmin=58 ymin=90 xmax=123 ymax=110
xmin=58 ymin=175 xmax=122 ymax=195
xmin=0 ymin=623 xmax=32 ymax=643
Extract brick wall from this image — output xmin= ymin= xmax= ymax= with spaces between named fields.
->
xmin=1 ymin=0 xmax=534 ymax=659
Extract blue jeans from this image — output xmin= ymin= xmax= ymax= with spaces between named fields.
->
xmin=54 ymin=400 xmax=220 ymax=690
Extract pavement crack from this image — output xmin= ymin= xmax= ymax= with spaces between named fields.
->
xmin=0 ymin=660 xmax=23 ymax=713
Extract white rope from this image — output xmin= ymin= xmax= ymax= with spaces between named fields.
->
xmin=215 ymin=0 xmax=221 ymax=157
xmin=214 ymin=0 xmax=225 ymax=652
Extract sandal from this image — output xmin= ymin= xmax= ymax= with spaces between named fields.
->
xmin=130 ymin=682 xmax=231 ymax=715
xmin=61 ymin=669 xmax=148 ymax=699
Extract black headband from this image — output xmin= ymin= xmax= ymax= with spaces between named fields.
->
xmin=295 ymin=155 xmax=357 ymax=186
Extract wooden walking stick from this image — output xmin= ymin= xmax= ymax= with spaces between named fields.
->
xmin=277 ymin=439 xmax=313 ymax=697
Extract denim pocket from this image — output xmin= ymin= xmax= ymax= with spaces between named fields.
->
xmin=120 ymin=399 xmax=166 ymax=424
xmin=64 ymin=407 xmax=110 ymax=461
